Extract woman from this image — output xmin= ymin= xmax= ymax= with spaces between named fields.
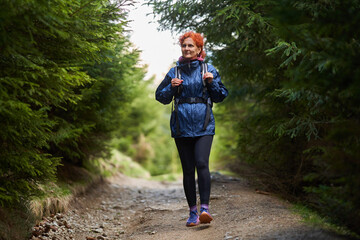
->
xmin=155 ymin=31 xmax=228 ymax=227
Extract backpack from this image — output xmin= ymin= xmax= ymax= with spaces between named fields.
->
xmin=172 ymin=62 xmax=212 ymax=136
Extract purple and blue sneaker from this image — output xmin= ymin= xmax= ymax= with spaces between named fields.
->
xmin=186 ymin=210 xmax=200 ymax=227
xmin=199 ymin=207 xmax=213 ymax=224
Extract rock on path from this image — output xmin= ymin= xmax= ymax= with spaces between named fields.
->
xmin=30 ymin=173 xmax=344 ymax=240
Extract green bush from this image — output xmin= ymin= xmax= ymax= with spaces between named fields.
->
xmin=0 ymin=0 xmax=142 ymax=206
xmin=111 ymin=77 xmax=180 ymax=176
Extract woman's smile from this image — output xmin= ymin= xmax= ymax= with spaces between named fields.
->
xmin=181 ymin=37 xmax=201 ymax=59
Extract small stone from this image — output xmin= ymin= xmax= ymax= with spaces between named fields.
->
xmin=224 ymin=232 xmax=233 ymax=240
xmin=32 ymin=227 xmax=42 ymax=237
xmin=50 ymin=226 xmax=58 ymax=232
xmin=44 ymin=226 xmax=51 ymax=233
xmin=92 ymin=228 xmax=103 ymax=233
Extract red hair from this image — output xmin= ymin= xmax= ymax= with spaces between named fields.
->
xmin=179 ymin=31 xmax=206 ymax=58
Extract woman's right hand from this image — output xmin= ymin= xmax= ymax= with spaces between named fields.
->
xmin=171 ymin=78 xmax=183 ymax=88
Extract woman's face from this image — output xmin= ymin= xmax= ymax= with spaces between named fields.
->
xmin=181 ymin=37 xmax=201 ymax=59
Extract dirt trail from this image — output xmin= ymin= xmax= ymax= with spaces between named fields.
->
xmin=31 ymin=173 xmax=344 ymax=240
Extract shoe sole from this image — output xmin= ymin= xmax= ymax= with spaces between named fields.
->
xmin=199 ymin=212 xmax=213 ymax=224
xmin=186 ymin=222 xmax=199 ymax=227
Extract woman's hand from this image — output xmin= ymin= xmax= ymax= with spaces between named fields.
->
xmin=171 ymin=78 xmax=183 ymax=87
xmin=203 ymin=72 xmax=213 ymax=84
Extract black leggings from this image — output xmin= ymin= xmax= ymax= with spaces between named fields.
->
xmin=175 ymin=135 xmax=213 ymax=208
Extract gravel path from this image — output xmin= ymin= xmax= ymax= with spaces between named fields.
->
xmin=30 ymin=173 xmax=344 ymax=240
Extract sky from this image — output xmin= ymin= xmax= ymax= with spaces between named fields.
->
xmin=127 ymin=1 xmax=180 ymax=83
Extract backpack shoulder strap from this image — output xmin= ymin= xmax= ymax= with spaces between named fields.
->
xmin=201 ymin=62 xmax=208 ymax=74
xmin=200 ymin=62 xmax=208 ymax=87
xmin=200 ymin=62 xmax=212 ymax=131
xmin=172 ymin=66 xmax=182 ymax=136
xmin=174 ymin=66 xmax=181 ymax=79
xmin=173 ymin=66 xmax=183 ymax=99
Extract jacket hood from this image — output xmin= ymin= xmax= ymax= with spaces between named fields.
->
xmin=176 ymin=58 xmax=204 ymax=69
xmin=178 ymin=56 xmax=204 ymax=63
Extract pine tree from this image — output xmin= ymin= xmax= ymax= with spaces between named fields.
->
xmin=0 ymin=0 xmax=141 ymax=205
xmin=147 ymin=0 xmax=360 ymax=233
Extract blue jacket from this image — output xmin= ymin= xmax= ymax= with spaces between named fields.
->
xmin=156 ymin=60 xmax=228 ymax=138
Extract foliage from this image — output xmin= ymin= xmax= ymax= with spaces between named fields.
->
xmin=100 ymin=149 xmax=151 ymax=179
xmin=292 ymin=204 xmax=360 ymax=239
xmin=0 ymin=0 xmax=142 ymax=206
xmin=111 ymin=78 xmax=180 ymax=176
xmin=147 ymin=0 xmax=360 ymax=234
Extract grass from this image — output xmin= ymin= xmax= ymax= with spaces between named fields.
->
xmin=215 ymin=169 xmax=241 ymax=177
xmin=88 ymin=149 xmax=151 ymax=179
xmin=0 ymin=205 xmax=36 ymax=240
xmin=292 ymin=204 xmax=360 ymax=239
xmin=0 ymin=161 xmax=100 ymax=240
xmin=0 ymin=180 xmax=90 ymax=240
xmin=150 ymin=172 xmax=181 ymax=182
xmin=29 ymin=182 xmax=72 ymax=218
xmin=0 ymin=149 xmax=181 ymax=240
xmin=96 ymin=149 xmax=182 ymax=182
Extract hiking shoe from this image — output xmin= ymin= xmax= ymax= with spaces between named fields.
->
xmin=186 ymin=210 xmax=200 ymax=227
xmin=199 ymin=207 xmax=213 ymax=224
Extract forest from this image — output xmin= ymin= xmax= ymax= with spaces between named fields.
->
xmin=1 ymin=0 xmax=359 ymax=239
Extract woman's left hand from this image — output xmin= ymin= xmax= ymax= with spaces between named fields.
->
xmin=203 ymin=72 xmax=213 ymax=84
